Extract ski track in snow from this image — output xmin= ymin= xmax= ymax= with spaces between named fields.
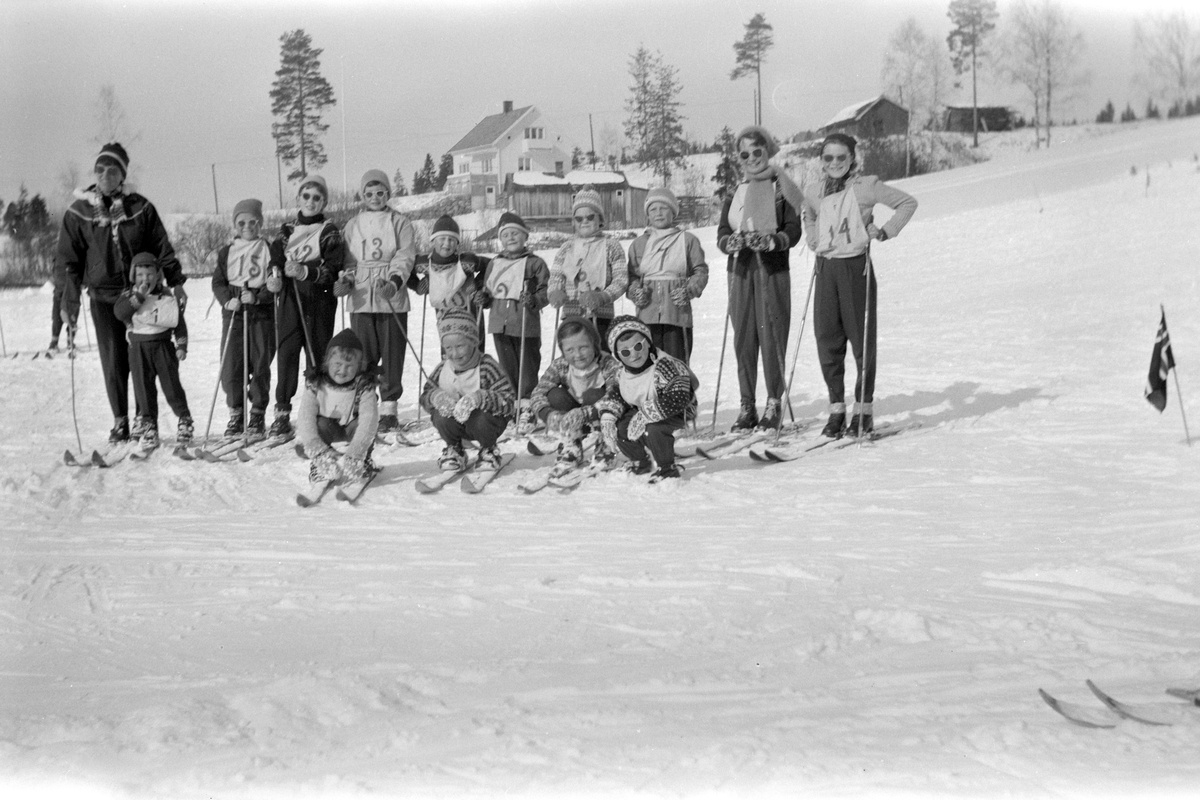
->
xmin=2 ymin=118 xmax=1200 ymax=798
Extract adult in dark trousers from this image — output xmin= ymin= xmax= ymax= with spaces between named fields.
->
xmin=57 ymin=142 xmax=187 ymax=443
xmin=267 ymin=175 xmax=344 ymax=439
xmin=795 ymin=133 xmax=917 ymax=438
xmin=715 ymin=125 xmax=803 ymax=432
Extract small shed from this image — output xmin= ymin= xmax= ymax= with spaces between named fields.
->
xmin=506 ymin=170 xmax=649 ymax=230
xmin=820 ymin=95 xmax=910 ymax=140
xmin=943 ymin=106 xmax=1015 ymax=133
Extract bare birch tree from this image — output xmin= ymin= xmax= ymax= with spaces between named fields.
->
xmin=1004 ymin=0 xmax=1087 ymax=148
xmin=1133 ymin=12 xmax=1200 ymax=108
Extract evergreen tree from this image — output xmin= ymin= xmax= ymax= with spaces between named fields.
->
xmin=571 ymin=146 xmax=584 ymax=170
xmin=411 ymin=154 xmax=437 ymax=194
xmin=391 ymin=169 xmax=408 ymax=196
xmin=624 ymin=46 xmax=688 ymax=181
xmin=435 ymin=153 xmax=453 ymax=191
xmin=731 ymin=13 xmax=775 ymax=126
xmin=1096 ymin=100 xmax=1115 ymax=123
xmin=712 ymin=126 xmax=740 ymax=198
xmin=1120 ymin=102 xmax=1137 ymax=122
xmin=947 ymin=0 xmax=999 ymax=147
xmin=2 ymin=186 xmax=55 ymax=275
xmin=269 ymin=29 xmax=337 ymax=182
xmin=1146 ymin=98 xmax=1161 ymax=118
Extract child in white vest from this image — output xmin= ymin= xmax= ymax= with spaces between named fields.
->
xmin=548 ymin=184 xmax=628 ymax=353
xmin=411 ymin=214 xmax=488 ymax=343
xmin=475 ymin=211 xmax=548 ymax=429
xmin=296 ymin=328 xmax=380 ymax=485
xmin=212 ymin=198 xmax=284 ymax=439
xmin=420 ymin=309 xmax=516 ymax=472
xmin=114 ymin=252 xmax=193 ymax=447
xmin=625 ymin=187 xmax=708 ymax=363
xmin=336 ymin=170 xmax=417 ymax=433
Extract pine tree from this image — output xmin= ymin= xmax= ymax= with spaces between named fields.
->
xmin=623 ymin=46 xmax=687 ymax=181
xmin=571 ymin=146 xmax=583 ymax=169
xmin=947 ymin=0 xmax=998 ymax=147
xmin=712 ymin=126 xmax=739 ymax=198
xmin=392 ymin=169 xmax=408 ymax=196
xmin=435 ymin=153 xmax=453 ymax=191
xmin=730 ymin=13 xmax=775 ymax=126
xmin=269 ymin=29 xmax=337 ymax=182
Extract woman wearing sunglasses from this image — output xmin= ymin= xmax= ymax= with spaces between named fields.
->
xmin=272 ymin=175 xmax=346 ymax=440
xmin=798 ymin=132 xmax=917 ymax=439
xmin=716 ymin=125 xmax=803 ymax=432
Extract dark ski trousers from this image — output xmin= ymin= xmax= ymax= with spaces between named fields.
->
xmin=431 ymin=408 xmax=508 ymax=449
xmin=729 ymin=262 xmax=790 ymax=405
xmin=221 ymin=309 xmax=274 ymax=414
xmin=130 ymin=338 xmax=190 ymax=422
xmin=351 ymin=311 xmax=407 ymax=403
xmin=616 ymin=407 xmax=685 ymax=468
xmin=51 ymin=283 xmax=65 ymax=342
xmin=647 ymin=323 xmax=693 ymax=364
xmin=545 ymin=386 xmax=606 ymax=434
xmin=493 ymin=333 xmax=540 ymax=400
xmin=275 ymin=290 xmax=336 ymax=412
xmin=814 ymin=254 xmax=877 ymax=406
xmin=90 ymin=298 xmax=137 ymax=420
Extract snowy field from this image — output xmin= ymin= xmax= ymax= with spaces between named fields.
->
xmin=2 ymin=118 xmax=1200 ymax=799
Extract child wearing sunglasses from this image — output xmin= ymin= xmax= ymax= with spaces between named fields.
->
xmin=474 ymin=211 xmax=549 ymax=429
xmin=272 ymin=175 xmax=345 ymax=440
xmin=796 ymin=132 xmax=918 ymax=439
xmin=716 ymin=125 xmax=803 ymax=433
xmin=548 ymin=185 xmax=628 ymax=351
xmin=338 ymin=170 xmax=417 ymax=434
xmin=596 ymin=316 xmax=699 ymax=482
xmin=625 ymin=187 xmax=708 ymax=364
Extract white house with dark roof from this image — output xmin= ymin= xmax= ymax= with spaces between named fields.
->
xmin=446 ymin=101 xmax=570 ymax=210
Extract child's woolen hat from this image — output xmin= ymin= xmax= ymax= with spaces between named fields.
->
xmin=232 ymin=198 xmax=264 ymax=223
xmin=327 ymin=328 xmax=365 ymax=354
xmin=128 ymin=251 xmax=159 ymax=283
xmin=572 ymin=185 xmax=604 ymax=221
xmin=438 ymin=309 xmax=479 ymax=345
xmin=432 ymin=214 xmax=460 ymax=243
xmin=644 ymin=187 xmax=680 ymax=217
xmin=497 ymin=211 xmax=528 ymax=237
xmin=298 ymin=175 xmax=329 ymax=199
xmin=360 ymin=169 xmax=391 ymax=195
xmin=735 ymin=125 xmax=780 ymax=158
xmin=606 ymin=315 xmax=653 ymax=355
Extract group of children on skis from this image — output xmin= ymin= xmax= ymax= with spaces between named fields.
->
xmin=60 ymin=124 xmax=917 ymax=488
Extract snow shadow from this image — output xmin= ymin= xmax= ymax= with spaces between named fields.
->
xmin=874 ymin=381 xmax=1050 ymax=426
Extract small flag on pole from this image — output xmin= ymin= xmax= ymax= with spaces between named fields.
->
xmin=1145 ymin=310 xmax=1176 ymax=412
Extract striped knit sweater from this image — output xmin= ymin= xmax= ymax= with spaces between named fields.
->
xmin=419 ymin=354 xmax=516 ymax=420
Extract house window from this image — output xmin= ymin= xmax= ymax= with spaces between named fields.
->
xmin=555 ymin=161 xmax=564 ymax=174
xmin=457 ymin=161 xmax=469 ymax=174
xmin=616 ymin=190 xmax=624 ymax=199
xmin=517 ymin=157 xmax=532 ymax=171
xmin=524 ymin=127 xmax=544 ymax=140
xmin=481 ymin=158 xmax=493 ymax=173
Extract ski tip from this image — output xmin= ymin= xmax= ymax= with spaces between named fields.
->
xmin=236 ymin=449 xmax=253 ymax=463
xmin=63 ymin=449 xmax=77 ymax=466
xmin=296 ymin=494 xmax=313 ymax=507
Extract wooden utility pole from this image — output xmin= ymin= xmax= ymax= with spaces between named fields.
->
xmin=211 ymin=164 xmax=219 ymax=214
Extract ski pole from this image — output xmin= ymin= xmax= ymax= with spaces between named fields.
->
xmin=515 ymin=293 xmax=530 ymax=435
xmin=711 ymin=297 xmax=732 ymax=434
xmin=290 ymin=280 xmax=316 ymax=367
xmin=857 ymin=247 xmax=875 ymax=445
xmin=68 ymin=329 xmax=83 ymax=453
xmin=548 ymin=307 xmax=561 ymax=362
xmin=201 ymin=309 xmax=238 ymax=449
xmin=416 ymin=292 xmax=428 ymax=424
xmin=242 ymin=303 xmax=250 ymax=446
xmin=384 ymin=294 xmax=435 ymax=387
xmin=778 ymin=258 xmax=817 ymax=442
xmin=0 ymin=307 xmax=6 ymax=356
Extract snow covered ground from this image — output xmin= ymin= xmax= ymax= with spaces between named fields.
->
xmin=2 ymin=117 xmax=1200 ymax=799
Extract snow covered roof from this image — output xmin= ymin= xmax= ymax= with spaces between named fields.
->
xmin=449 ymin=105 xmax=534 ymax=153
xmin=509 ymin=170 xmax=645 ymax=190
xmin=510 ymin=172 xmax=569 ymax=187
xmin=563 ymin=170 xmax=626 ymax=186
xmin=823 ymin=95 xmax=904 ymax=128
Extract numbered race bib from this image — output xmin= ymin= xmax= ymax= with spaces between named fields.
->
xmin=429 ymin=263 xmax=469 ymax=310
xmin=317 ymin=384 xmax=358 ymax=426
xmin=817 ymin=186 xmax=870 ymax=259
xmin=346 ymin=211 xmax=398 ymax=266
xmin=285 ymin=222 xmax=325 ymax=265
xmin=225 ymin=239 xmax=270 ymax=288
xmin=640 ymin=229 xmax=687 ymax=281
xmin=562 ymin=238 xmax=608 ymax=293
xmin=486 ymin=256 xmax=526 ymax=301
xmin=132 ymin=295 xmax=180 ymax=336
xmin=438 ymin=363 xmax=481 ymax=396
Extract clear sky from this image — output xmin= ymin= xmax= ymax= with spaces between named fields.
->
xmin=0 ymin=0 xmax=1191 ymax=214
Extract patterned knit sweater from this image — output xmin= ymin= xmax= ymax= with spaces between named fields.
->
xmin=419 ymin=354 xmax=516 ymax=420
xmin=528 ymin=354 xmax=623 ymax=423
xmin=596 ymin=351 xmax=698 ymax=423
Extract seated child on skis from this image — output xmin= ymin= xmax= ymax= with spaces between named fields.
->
xmin=419 ymin=309 xmax=515 ymax=473
xmin=596 ymin=316 xmax=699 ymax=481
xmin=114 ymin=252 xmax=194 ymax=447
xmin=212 ymin=198 xmax=283 ymax=441
xmin=296 ymin=328 xmax=380 ymax=486
xmin=528 ymin=316 xmax=621 ymax=473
